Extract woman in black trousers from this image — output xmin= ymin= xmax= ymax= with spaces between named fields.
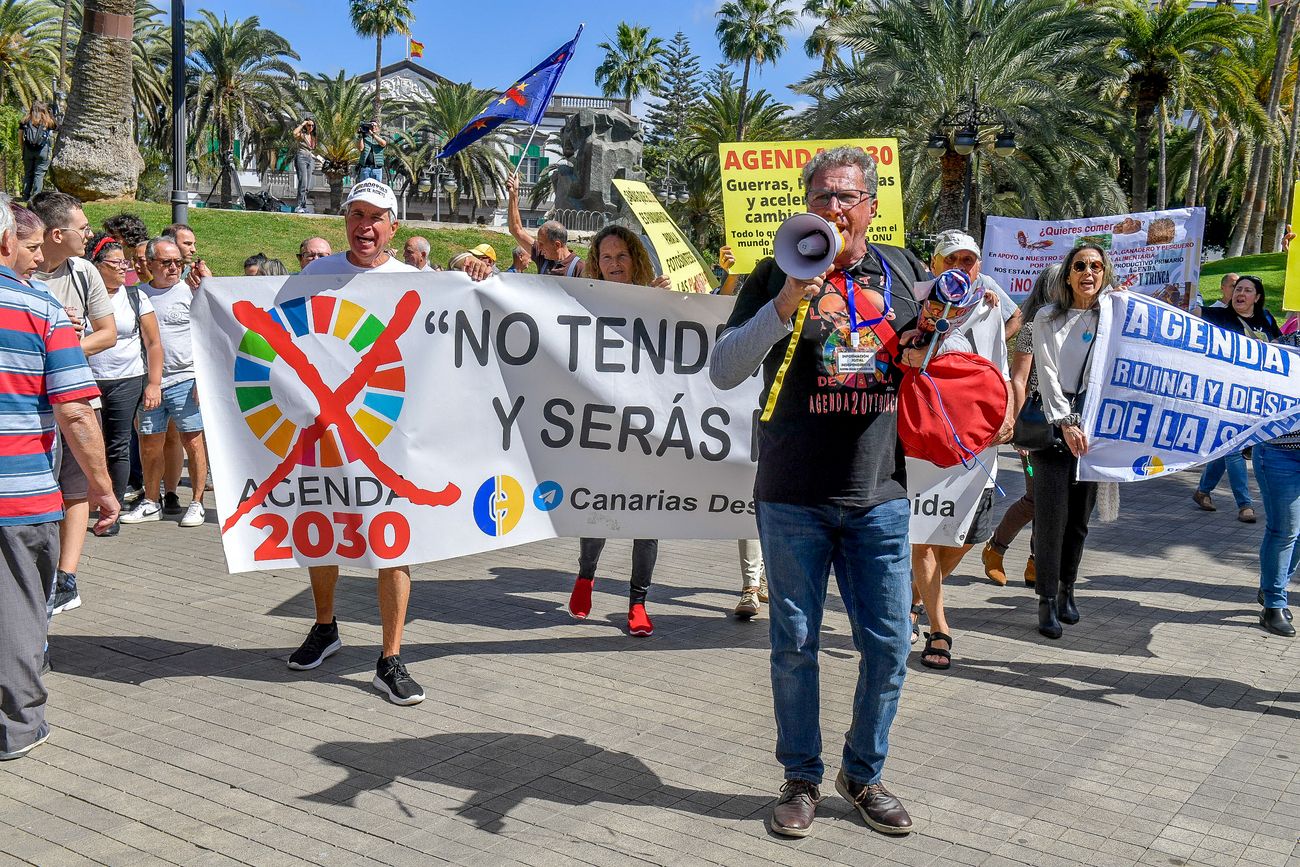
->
xmin=1029 ymin=243 xmax=1118 ymax=639
xmin=86 ymin=234 xmax=162 ymax=532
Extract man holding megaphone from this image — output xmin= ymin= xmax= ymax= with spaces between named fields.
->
xmin=710 ymin=147 xmax=929 ymax=840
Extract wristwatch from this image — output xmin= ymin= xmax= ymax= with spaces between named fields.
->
xmin=1054 ymin=414 xmax=1082 ymax=428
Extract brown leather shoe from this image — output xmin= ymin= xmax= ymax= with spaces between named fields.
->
xmin=835 ymin=770 xmax=913 ymax=835
xmin=1193 ymin=491 xmax=1216 ymax=512
xmin=1024 ymin=555 xmax=1036 ymax=587
xmin=1239 ymin=507 xmax=1257 ymax=524
xmin=771 ymin=779 xmax=821 ymax=837
xmin=982 ymin=544 xmax=1007 ymax=586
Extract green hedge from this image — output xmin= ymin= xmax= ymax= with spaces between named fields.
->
xmin=0 ymin=106 xmax=21 ymax=195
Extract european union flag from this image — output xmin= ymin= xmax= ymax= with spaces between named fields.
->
xmin=437 ymin=25 xmax=584 ymax=159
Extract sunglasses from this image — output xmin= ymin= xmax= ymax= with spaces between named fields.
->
xmin=152 ymin=258 xmax=184 ymax=268
xmin=1071 ymin=260 xmax=1105 ymax=273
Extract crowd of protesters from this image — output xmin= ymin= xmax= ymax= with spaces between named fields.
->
xmin=3 ymin=151 xmax=1298 ymax=847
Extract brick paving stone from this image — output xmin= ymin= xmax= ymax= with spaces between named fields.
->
xmin=4 ymin=465 xmax=1300 ymax=864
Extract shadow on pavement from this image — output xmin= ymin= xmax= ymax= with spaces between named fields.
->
xmin=303 ymin=732 xmax=772 ymax=833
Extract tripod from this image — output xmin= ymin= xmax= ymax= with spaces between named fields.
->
xmin=203 ymin=149 xmax=244 ymax=208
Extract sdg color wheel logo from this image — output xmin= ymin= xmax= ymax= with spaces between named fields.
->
xmin=474 ymin=475 xmax=526 ymax=536
xmin=234 ymin=296 xmax=406 ymax=465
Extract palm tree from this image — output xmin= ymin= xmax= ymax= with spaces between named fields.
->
xmin=1110 ymin=0 xmax=1264 ymax=214
xmin=802 ymin=0 xmax=857 ymax=73
xmin=0 ymin=0 xmax=58 ymax=110
xmin=348 ymin=0 xmax=414 ymax=125
xmin=291 ymin=72 xmax=371 ymax=212
xmin=1243 ymin=1 xmax=1299 ymax=254
xmin=49 ymin=0 xmax=143 ymax=199
xmin=715 ymin=0 xmax=796 ymax=141
xmin=689 ymin=83 xmax=792 ymax=150
xmin=797 ymin=0 xmax=1127 ymax=234
xmin=404 ymin=81 xmax=512 ymax=221
xmin=595 ymin=23 xmax=666 ymax=104
xmin=187 ymin=10 xmax=298 ymax=206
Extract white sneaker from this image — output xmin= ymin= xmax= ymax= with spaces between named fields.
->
xmin=179 ymin=501 xmax=206 ymax=528
xmin=120 ymin=499 xmax=161 ymax=524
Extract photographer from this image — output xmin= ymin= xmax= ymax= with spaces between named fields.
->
xmin=292 ymin=117 xmax=318 ymax=213
xmin=356 ymin=121 xmax=388 ymax=183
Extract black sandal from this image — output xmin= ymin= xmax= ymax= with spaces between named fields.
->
xmin=910 ymin=603 xmax=924 ymax=645
xmin=920 ymin=631 xmax=952 ymax=670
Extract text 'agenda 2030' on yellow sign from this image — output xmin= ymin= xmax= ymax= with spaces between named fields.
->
xmin=612 ymin=179 xmax=708 ymax=293
xmin=717 ymin=138 xmax=906 ymax=275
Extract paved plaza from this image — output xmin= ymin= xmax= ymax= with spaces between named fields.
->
xmin=2 ymin=452 xmax=1300 ymax=866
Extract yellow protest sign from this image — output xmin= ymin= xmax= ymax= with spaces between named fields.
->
xmin=717 ymin=138 xmax=906 ymax=274
xmin=612 ymin=179 xmax=707 ymax=293
xmin=1286 ymin=181 xmax=1300 ymax=311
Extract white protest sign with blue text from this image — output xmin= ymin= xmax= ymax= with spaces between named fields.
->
xmin=191 ymin=272 xmax=763 ymax=573
xmin=1079 ymin=292 xmax=1300 ymax=482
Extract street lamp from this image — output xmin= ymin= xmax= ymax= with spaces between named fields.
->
xmin=656 ymin=160 xmax=689 ymax=205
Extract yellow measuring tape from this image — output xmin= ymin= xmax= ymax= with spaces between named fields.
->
xmin=759 ymin=298 xmax=810 ymax=422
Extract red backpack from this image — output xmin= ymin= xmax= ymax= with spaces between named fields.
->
xmin=898 ymin=351 xmax=1008 ymax=468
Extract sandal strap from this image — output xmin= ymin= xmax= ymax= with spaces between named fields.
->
xmin=923 ymin=630 xmax=953 ymax=646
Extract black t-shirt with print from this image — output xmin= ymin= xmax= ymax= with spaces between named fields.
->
xmin=725 ymin=245 xmax=928 ymax=508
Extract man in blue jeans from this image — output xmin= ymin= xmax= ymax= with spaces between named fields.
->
xmin=1194 ymin=450 xmax=1256 ymax=523
xmin=710 ymin=146 xmax=927 ymax=838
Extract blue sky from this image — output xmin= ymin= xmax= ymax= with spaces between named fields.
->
xmin=179 ymin=1 xmax=821 ymax=111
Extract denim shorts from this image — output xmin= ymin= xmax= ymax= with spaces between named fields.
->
xmin=138 ymin=379 xmax=203 ymax=434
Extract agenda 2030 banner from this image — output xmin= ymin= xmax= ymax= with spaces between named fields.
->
xmin=717 ymin=138 xmax=905 ymax=275
xmin=982 ymin=208 xmax=1206 ymax=310
xmin=191 ymin=273 xmax=764 ymax=573
xmin=1079 ymin=292 xmax=1300 ymax=482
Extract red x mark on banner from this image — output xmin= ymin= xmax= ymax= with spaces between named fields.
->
xmin=222 ymin=290 xmax=461 ymax=533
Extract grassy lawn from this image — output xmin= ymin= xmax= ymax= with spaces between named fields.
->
xmin=81 ymin=201 xmax=522 ymax=277
xmin=1199 ymin=251 xmax=1287 ymax=316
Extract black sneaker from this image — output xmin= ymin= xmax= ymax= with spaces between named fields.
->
xmin=50 ymin=571 xmax=80 ymax=615
xmin=287 ymin=620 xmax=341 ymax=670
xmin=373 ymin=655 xmax=425 ymax=705
xmin=162 ymin=492 xmax=183 ymax=515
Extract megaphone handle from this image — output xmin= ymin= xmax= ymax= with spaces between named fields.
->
xmin=760 ymin=298 xmax=811 ymax=423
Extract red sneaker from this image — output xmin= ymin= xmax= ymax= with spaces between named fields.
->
xmin=568 ymin=577 xmax=594 ymax=620
xmin=627 ymin=604 xmax=654 ymax=636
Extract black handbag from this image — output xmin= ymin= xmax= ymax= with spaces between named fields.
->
xmin=1013 ymin=317 xmax=1096 ymax=453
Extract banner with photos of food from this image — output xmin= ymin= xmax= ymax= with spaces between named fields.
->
xmin=981 ymin=208 xmax=1206 ymax=310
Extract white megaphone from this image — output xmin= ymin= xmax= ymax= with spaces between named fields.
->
xmin=773 ymin=213 xmax=846 ymax=279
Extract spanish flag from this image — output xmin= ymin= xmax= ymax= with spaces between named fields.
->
xmin=410 ymin=38 xmax=425 ymax=59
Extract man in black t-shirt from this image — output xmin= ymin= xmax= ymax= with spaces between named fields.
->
xmin=710 ymin=146 xmax=925 ymax=840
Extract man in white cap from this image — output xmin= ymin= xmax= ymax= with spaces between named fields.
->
xmin=930 ymin=230 xmax=1022 ymax=342
xmin=289 ymin=180 xmax=490 ymax=706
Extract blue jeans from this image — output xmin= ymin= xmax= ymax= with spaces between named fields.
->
xmin=137 ymin=379 xmax=203 ymax=434
xmin=1197 ymin=451 xmax=1252 ymax=508
xmin=358 ymin=166 xmax=382 ymax=182
xmin=756 ymin=498 xmax=911 ymax=786
xmin=1254 ymin=444 xmax=1300 ymax=609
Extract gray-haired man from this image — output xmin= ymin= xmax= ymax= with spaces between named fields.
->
xmin=711 ymin=146 xmax=926 ymax=839
xmin=506 ymin=174 xmax=581 ymax=277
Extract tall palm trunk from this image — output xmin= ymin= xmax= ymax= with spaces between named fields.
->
xmin=1187 ymin=115 xmax=1204 ymax=206
xmin=219 ymin=117 xmax=233 ymax=207
xmin=1274 ymin=69 xmax=1300 ymax=250
xmin=50 ymin=0 xmax=144 ymax=199
xmin=1131 ymin=84 xmax=1158 ymax=212
xmin=736 ymin=57 xmax=752 ymax=142
xmin=935 ymin=151 xmax=966 ymax=232
xmin=373 ymin=37 xmax=383 ymax=124
xmin=1156 ymin=98 xmax=1168 ymax=210
xmin=1232 ymin=1 xmax=1298 ymax=256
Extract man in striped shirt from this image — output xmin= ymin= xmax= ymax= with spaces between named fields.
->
xmin=0 ymin=195 xmax=118 ymax=761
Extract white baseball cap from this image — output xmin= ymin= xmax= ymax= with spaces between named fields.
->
xmin=343 ymin=179 xmax=398 ymax=214
xmin=934 ymin=230 xmax=980 ymax=258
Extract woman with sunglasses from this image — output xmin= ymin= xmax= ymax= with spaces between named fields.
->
xmin=84 ymin=234 xmax=162 ymax=535
xmin=1030 ymin=244 xmax=1117 ymax=639
xmin=1196 ymin=275 xmax=1280 ymax=524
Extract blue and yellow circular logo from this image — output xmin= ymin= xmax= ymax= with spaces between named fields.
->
xmin=473 ymin=475 xmax=525 ymax=536
xmin=1132 ymin=456 xmax=1165 ymax=477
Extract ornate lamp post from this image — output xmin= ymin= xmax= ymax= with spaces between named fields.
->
xmin=656 ymin=160 xmax=689 ymax=205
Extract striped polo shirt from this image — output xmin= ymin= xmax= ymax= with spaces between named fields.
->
xmin=0 ymin=265 xmax=99 ymax=524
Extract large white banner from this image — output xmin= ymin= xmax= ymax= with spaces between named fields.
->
xmin=906 ymin=451 xmax=995 ymax=546
xmin=1080 ymin=292 xmax=1300 ymax=482
xmin=982 ymin=208 xmax=1206 ymax=309
xmin=192 ymin=273 xmax=763 ymax=573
